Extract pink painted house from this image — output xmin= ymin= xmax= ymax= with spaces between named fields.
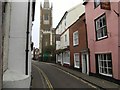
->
xmin=83 ymin=0 xmax=120 ymax=83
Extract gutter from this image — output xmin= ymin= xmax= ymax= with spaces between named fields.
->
xmin=25 ymin=1 xmax=30 ymax=75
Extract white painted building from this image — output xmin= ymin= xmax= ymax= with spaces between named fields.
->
xmin=0 ymin=1 xmax=3 ymax=89
xmin=2 ymin=1 xmax=35 ymax=88
xmin=56 ymin=4 xmax=85 ymax=66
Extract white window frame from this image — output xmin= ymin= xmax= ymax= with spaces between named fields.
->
xmin=97 ymin=53 xmax=112 ymax=77
xmin=63 ymin=51 xmax=70 ymax=65
xmin=57 ymin=54 xmax=62 ymax=62
xmin=74 ymin=53 xmax=80 ymax=68
xmin=73 ymin=31 xmax=79 ymax=46
xmin=95 ymin=14 xmax=107 ymax=40
xmin=65 ymin=34 xmax=67 ymax=42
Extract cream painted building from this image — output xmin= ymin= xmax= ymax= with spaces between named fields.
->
xmin=55 ymin=4 xmax=85 ymax=66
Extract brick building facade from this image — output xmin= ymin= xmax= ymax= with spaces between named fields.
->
xmin=69 ymin=13 xmax=89 ymax=74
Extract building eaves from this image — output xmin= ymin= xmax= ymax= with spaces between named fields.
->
xmin=55 ymin=3 xmax=85 ymax=32
xmin=68 ymin=12 xmax=85 ymax=29
xmin=83 ymin=0 xmax=89 ymax=5
xmin=67 ymin=3 xmax=82 ymax=13
xmin=55 ymin=11 xmax=68 ymax=31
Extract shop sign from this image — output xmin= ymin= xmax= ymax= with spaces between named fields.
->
xmin=100 ymin=0 xmax=111 ymax=10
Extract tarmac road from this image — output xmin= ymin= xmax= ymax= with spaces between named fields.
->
xmin=31 ymin=63 xmax=48 ymax=88
xmin=31 ymin=61 xmax=97 ymax=89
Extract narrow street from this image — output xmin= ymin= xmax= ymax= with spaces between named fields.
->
xmin=31 ymin=60 xmax=97 ymax=89
xmin=31 ymin=63 xmax=48 ymax=88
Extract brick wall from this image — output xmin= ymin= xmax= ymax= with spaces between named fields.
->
xmin=69 ymin=14 xmax=87 ymax=68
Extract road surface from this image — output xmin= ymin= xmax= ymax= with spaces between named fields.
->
xmin=31 ymin=61 xmax=97 ymax=89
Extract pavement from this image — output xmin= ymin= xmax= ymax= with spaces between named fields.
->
xmin=51 ymin=63 xmax=120 ymax=90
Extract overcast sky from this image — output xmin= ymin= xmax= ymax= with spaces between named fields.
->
xmin=32 ymin=0 xmax=83 ymax=48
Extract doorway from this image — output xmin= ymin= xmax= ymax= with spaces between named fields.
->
xmin=82 ymin=53 xmax=89 ymax=75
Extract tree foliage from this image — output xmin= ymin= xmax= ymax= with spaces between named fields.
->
xmin=43 ymin=45 xmax=55 ymax=54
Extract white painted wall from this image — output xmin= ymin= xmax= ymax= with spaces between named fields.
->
xmin=56 ymin=25 xmax=61 ymax=50
xmin=8 ymin=2 xmax=28 ymax=74
xmin=66 ymin=4 xmax=85 ymax=29
xmin=3 ymin=2 xmax=11 ymax=72
xmin=3 ymin=1 xmax=33 ymax=88
xmin=56 ymin=4 xmax=84 ymax=50
xmin=56 ymin=14 xmax=67 ymax=50
xmin=56 ymin=4 xmax=85 ymax=65
xmin=60 ymin=29 xmax=69 ymax=49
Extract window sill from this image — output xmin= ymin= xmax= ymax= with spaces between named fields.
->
xmin=100 ymin=73 xmax=112 ymax=77
xmin=97 ymin=36 xmax=108 ymax=41
xmin=73 ymin=44 xmax=79 ymax=47
xmin=63 ymin=62 xmax=70 ymax=65
xmin=74 ymin=65 xmax=80 ymax=69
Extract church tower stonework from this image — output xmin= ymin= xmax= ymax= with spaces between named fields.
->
xmin=39 ymin=0 xmax=54 ymax=58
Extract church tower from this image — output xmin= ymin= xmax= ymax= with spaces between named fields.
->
xmin=39 ymin=0 xmax=53 ymax=55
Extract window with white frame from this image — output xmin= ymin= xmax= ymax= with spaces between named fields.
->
xmin=94 ymin=0 xmax=100 ymax=8
xmin=63 ymin=51 xmax=70 ymax=64
xmin=64 ymin=21 xmax=66 ymax=27
xmin=73 ymin=31 xmax=79 ymax=46
xmin=97 ymin=53 xmax=112 ymax=77
xmin=64 ymin=16 xmax=66 ymax=28
xmin=57 ymin=54 xmax=62 ymax=62
xmin=74 ymin=53 xmax=80 ymax=68
xmin=65 ymin=34 xmax=67 ymax=42
xmin=95 ymin=14 xmax=107 ymax=40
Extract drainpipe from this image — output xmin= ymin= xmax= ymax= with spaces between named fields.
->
xmin=83 ymin=16 xmax=90 ymax=74
xmin=25 ymin=1 xmax=30 ymax=75
xmin=83 ymin=19 xmax=88 ymax=49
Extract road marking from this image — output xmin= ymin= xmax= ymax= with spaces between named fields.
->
xmin=32 ymin=64 xmax=54 ymax=90
xmin=32 ymin=65 xmax=46 ymax=88
xmin=33 ymin=62 xmax=98 ymax=89
xmin=55 ymin=67 xmax=97 ymax=89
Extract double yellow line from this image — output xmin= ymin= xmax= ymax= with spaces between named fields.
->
xmin=33 ymin=64 xmax=54 ymax=90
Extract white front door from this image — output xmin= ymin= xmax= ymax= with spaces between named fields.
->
xmin=74 ymin=53 xmax=80 ymax=68
xmin=82 ymin=53 xmax=89 ymax=75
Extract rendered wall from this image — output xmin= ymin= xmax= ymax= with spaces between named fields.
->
xmin=3 ymin=1 xmax=33 ymax=88
xmin=85 ymin=1 xmax=119 ymax=79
